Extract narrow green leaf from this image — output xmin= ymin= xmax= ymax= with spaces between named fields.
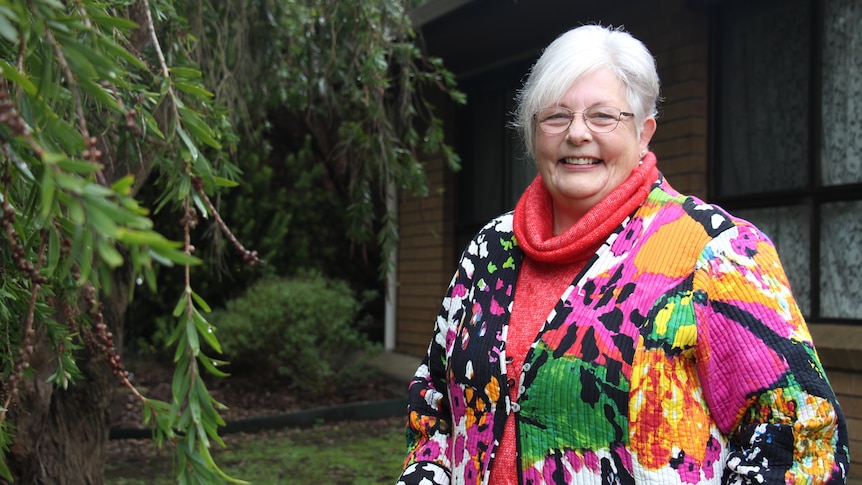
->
xmin=96 ymin=240 xmax=124 ymax=268
xmin=98 ymin=36 xmax=147 ymax=72
xmin=111 ymin=174 xmax=135 ymax=195
xmin=116 ymin=228 xmax=180 ymax=248
xmin=75 ymin=230 xmax=93 ymax=285
xmin=171 ymin=357 xmax=191 ymax=404
xmin=168 ymin=67 xmax=202 ymax=79
xmin=192 ymin=310 xmax=221 ymax=353
xmin=190 ymin=291 xmax=211 ymax=313
xmin=176 ymin=125 xmax=199 ymax=161
xmin=57 ymin=158 xmax=101 ymax=174
xmin=0 ymin=60 xmax=36 ymax=95
xmin=60 ymin=41 xmax=97 ymax=78
xmin=0 ymin=7 xmax=19 ymax=43
xmin=142 ymin=111 xmax=165 ymax=140
xmin=150 ymin=246 xmax=201 ymax=266
xmin=213 ymin=177 xmax=239 ymax=188
xmin=172 ymin=293 xmax=188 ymax=318
xmin=179 ymin=107 xmax=221 ymax=150
xmin=173 ymin=81 xmax=213 ymax=99
xmin=46 ymin=117 xmax=87 ymax=153
xmin=89 ymin=12 xmax=140 ymax=32
xmin=79 ymin=78 xmax=123 ymax=113
xmin=186 ymin=314 xmax=200 ymax=354
xmin=46 ymin=226 xmax=60 ymax=275
xmin=40 ymin=169 xmax=55 ymax=220
xmin=191 ymin=192 xmax=208 ymax=219
xmin=84 ymin=204 xmax=120 ymax=237
xmin=198 ymin=355 xmax=229 ymax=378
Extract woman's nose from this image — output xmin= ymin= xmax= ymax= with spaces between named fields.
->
xmin=566 ymin=114 xmax=592 ymax=143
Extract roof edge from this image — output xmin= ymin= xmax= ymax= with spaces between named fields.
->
xmin=409 ymin=0 xmax=477 ymax=27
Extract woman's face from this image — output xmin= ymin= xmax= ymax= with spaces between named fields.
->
xmin=534 ymin=68 xmax=656 ymax=231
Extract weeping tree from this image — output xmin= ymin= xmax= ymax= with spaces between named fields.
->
xmin=187 ymin=0 xmax=464 ymax=279
xmin=0 ymin=0 xmax=461 ymax=484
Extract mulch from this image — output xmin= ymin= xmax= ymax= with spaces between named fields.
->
xmin=110 ymin=360 xmax=406 ymax=430
xmin=106 ymin=359 xmax=408 ymax=468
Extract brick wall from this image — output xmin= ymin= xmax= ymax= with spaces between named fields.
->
xmin=396 ymin=0 xmax=711 ymax=359
xmin=621 ymin=0 xmax=710 ymax=199
xmin=398 ymin=1 xmax=859 ymax=478
xmin=395 ymin=154 xmax=455 ymax=357
xmin=829 ymin=369 xmax=862 ymax=482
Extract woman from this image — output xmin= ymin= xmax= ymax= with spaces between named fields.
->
xmin=397 ymin=25 xmax=849 ymax=485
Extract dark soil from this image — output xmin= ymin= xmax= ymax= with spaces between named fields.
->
xmin=110 ymin=359 xmax=406 ymax=430
xmin=106 ymin=360 xmax=408 ymax=481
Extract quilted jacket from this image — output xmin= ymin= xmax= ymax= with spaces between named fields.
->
xmin=398 ymin=176 xmax=849 ymax=485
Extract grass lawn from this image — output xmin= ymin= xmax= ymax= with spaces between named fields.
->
xmin=105 ymin=416 xmax=406 ymax=484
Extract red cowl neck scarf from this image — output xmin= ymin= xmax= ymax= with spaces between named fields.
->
xmin=513 ymin=152 xmax=659 ymax=265
xmin=491 ymin=153 xmax=659 ymax=485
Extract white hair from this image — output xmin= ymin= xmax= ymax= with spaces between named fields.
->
xmin=513 ymin=25 xmax=661 ymax=157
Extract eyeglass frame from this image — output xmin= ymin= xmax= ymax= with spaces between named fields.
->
xmin=533 ymin=105 xmax=635 ymax=135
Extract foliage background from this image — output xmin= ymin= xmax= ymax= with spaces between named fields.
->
xmin=0 ymin=0 xmax=461 ymax=483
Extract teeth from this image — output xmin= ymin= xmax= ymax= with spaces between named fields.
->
xmin=562 ymin=157 xmax=599 ymax=165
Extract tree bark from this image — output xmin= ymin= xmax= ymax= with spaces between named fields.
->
xmin=4 ymin=275 xmax=131 ymax=485
xmin=1 ymin=7 xmax=155 ymax=481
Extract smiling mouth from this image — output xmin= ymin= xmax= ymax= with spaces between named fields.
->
xmin=561 ymin=157 xmax=601 ymax=166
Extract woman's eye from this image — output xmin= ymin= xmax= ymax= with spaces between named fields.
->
xmin=544 ymin=112 xmax=570 ymax=122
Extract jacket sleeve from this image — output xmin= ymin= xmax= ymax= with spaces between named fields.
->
xmin=397 ymin=265 xmax=471 ymax=485
xmin=694 ymin=222 xmax=850 ymax=485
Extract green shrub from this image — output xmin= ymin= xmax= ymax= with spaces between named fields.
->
xmin=209 ymin=272 xmax=374 ymax=396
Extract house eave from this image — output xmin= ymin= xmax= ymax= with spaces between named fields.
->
xmin=409 ymin=0 xmax=477 ymax=27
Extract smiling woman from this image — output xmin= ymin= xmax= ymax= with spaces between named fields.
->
xmin=530 ymin=68 xmax=655 ymax=233
xmin=396 ymin=24 xmax=849 ymax=485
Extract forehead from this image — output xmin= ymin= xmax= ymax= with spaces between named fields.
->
xmin=556 ymin=69 xmax=626 ymax=107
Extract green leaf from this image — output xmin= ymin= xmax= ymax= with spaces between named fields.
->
xmin=0 ymin=7 xmax=19 ymax=43
xmin=174 ymin=81 xmax=214 ymax=99
xmin=111 ymin=174 xmax=136 ymax=195
xmin=89 ymin=12 xmax=140 ymax=32
xmin=40 ymin=169 xmax=56 ymax=220
xmin=192 ymin=310 xmax=221 ymax=353
xmin=0 ymin=60 xmax=37 ymax=95
xmin=98 ymin=36 xmax=148 ymax=71
xmin=176 ymin=125 xmax=200 ymax=162
xmin=79 ymin=78 xmax=123 ymax=113
xmin=57 ymin=158 xmax=102 ymax=174
xmin=96 ymin=240 xmax=124 ymax=268
xmin=186 ymin=314 xmax=200 ymax=355
xmin=213 ymin=177 xmax=239 ymax=188
xmin=168 ymin=67 xmax=203 ymax=79
xmin=172 ymin=293 xmax=188 ymax=318
xmin=150 ymin=246 xmax=201 ymax=266
xmin=190 ymin=291 xmax=212 ymax=313
xmin=179 ymin=106 xmax=221 ymax=150
xmin=116 ymin=228 xmax=180 ymax=248
xmin=46 ymin=226 xmax=60 ymax=275
xmin=142 ymin=111 xmax=165 ymax=140
xmin=74 ymin=230 xmax=94 ymax=285
xmin=198 ymin=355 xmax=229 ymax=378
xmin=84 ymin=203 xmax=120 ymax=238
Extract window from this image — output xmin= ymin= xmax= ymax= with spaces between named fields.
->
xmin=454 ymin=62 xmax=537 ymax=254
xmin=713 ymin=0 xmax=862 ymax=323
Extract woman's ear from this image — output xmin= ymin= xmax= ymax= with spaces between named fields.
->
xmin=639 ymin=117 xmax=657 ymax=150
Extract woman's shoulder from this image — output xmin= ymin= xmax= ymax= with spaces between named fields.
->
xmin=458 ymin=211 xmax=519 ymax=265
xmin=650 ymin=176 xmax=764 ymax=239
xmin=465 ymin=211 xmax=515 ymax=243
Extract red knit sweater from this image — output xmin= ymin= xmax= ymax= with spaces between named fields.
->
xmin=489 ymin=156 xmax=658 ymax=484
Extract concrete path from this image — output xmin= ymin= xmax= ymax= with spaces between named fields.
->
xmin=368 ymin=351 xmax=422 ymax=387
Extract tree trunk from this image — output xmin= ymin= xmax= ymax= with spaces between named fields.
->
xmin=3 ymin=270 xmax=133 ymax=484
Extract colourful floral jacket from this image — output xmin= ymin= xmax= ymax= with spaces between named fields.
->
xmin=398 ymin=177 xmax=849 ymax=485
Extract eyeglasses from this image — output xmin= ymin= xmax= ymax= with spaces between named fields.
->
xmin=534 ymin=106 xmax=634 ymax=134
